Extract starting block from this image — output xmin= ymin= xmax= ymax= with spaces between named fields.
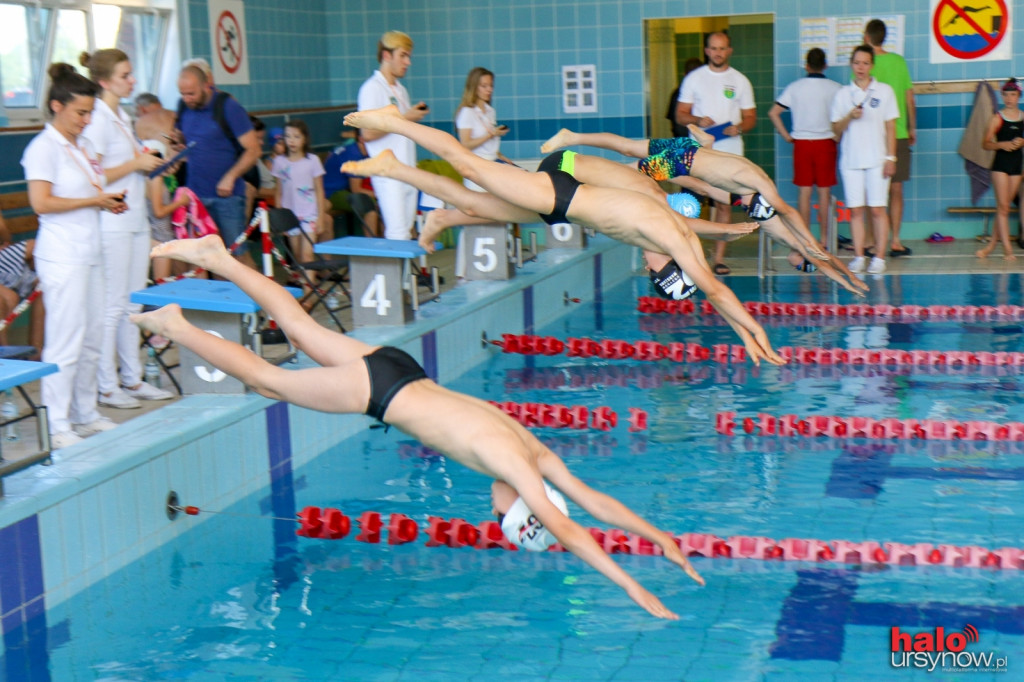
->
xmin=315 ymin=237 xmax=439 ymax=327
xmin=546 ymin=222 xmax=587 ymax=249
xmin=460 ymin=223 xmax=515 ymax=280
xmin=0 ymin=358 xmax=59 ymax=495
xmin=131 ymin=279 xmax=300 ymax=395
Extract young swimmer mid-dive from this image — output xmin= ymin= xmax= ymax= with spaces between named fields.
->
xmin=132 ymin=235 xmax=705 ymax=620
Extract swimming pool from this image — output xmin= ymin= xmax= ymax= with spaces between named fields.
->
xmin=7 ymin=272 xmax=1024 ymax=681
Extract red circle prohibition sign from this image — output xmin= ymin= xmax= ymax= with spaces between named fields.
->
xmin=933 ymin=0 xmax=1008 ymax=59
xmin=216 ymin=10 xmax=243 ymax=74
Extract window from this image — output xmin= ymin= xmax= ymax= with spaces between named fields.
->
xmin=0 ymin=0 xmax=174 ymax=123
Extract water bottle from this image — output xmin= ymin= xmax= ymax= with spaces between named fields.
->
xmin=1 ymin=390 xmax=19 ymax=442
xmin=144 ymin=347 xmax=161 ymax=388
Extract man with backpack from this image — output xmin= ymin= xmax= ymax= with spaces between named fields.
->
xmin=175 ymin=62 xmax=261 ymax=265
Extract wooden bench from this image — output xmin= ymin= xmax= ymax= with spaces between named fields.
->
xmin=947 ymin=206 xmax=999 ymax=240
xmin=0 ymin=191 xmax=39 ymax=238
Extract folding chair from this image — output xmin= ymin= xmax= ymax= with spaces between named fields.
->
xmin=267 ymin=207 xmax=350 ymax=331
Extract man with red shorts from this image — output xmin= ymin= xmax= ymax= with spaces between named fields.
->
xmin=769 ymin=48 xmax=841 ymax=247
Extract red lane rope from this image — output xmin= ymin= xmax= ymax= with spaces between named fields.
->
xmin=176 ymin=504 xmax=1024 ymax=569
xmin=637 ymin=296 xmax=1024 ymax=321
xmin=716 ymin=411 xmax=1024 ymax=442
xmin=488 ymin=400 xmax=647 ymax=431
xmin=490 ymin=333 xmax=1024 ymax=369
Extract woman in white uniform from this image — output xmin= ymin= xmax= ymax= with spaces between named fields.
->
xmin=830 ymin=45 xmax=898 ymax=276
xmin=81 ymin=49 xmax=170 ymax=409
xmin=453 ymin=67 xmax=513 ymax=275
xmin=21 ymin=63 xmax=133 ymax=449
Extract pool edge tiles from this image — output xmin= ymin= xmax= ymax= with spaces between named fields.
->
xmin=0 ymin=238 xmax=633 ymax=650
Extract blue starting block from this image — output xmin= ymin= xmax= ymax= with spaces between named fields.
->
xmin=0 ymin=358 xmax=59 ymax=495
xmin=315 ymin=237 xmax=440 ymax=327
xmin=131 ymin=279 xmax=300 ymax=395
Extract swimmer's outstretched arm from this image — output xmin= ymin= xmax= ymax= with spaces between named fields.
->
xmin=537 ymin=452 xmax=704 ymax=585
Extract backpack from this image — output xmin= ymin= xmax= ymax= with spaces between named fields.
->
xmin=177 ymin=90 xmax=260 ymax=188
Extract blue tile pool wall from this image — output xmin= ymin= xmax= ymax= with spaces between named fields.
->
xmin=0 ymin=239 xmax=632 ymax=657
xmin=0 ymin=1 xmax=1019 ymax=235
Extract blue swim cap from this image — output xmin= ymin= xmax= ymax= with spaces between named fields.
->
xmin=667 ymin=191 xmax=702 ymax=219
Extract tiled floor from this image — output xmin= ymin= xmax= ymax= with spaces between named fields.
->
xmin=0 ymin=230 xmax=1012 ymax=469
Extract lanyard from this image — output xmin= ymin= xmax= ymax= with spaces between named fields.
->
xmin=63 ymin=142 xmax=105 ymax=194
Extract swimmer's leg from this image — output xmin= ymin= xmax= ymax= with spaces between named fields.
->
xmin=540 ymin=129 xmax=651 ymax=159
xmin=149 ymin=236 xmax=373 ymax=366
xmin=343 ymin=150 xmax=538 ymax=250
xmin=347 ymin=107 xmax=564 ymax=218
xmin=131 ymin=303 xmax=371 ymax=413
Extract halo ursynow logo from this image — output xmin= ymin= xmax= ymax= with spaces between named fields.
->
xmin=890 ymin=624 xmax=1007 ymax=673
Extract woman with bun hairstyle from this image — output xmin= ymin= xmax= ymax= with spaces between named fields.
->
xmin=80 ymin=49 xmax=172 ymax=410
xmin=21 ymin=63 xmax=133 ymax=449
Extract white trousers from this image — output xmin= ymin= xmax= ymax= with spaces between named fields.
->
xmin=36 ymin=258 xmax=104 ymax=434
xmin=97 ymin=230 xmax=151 ymax=393
xmin=371 ymin=176 xmax=419 ymax=240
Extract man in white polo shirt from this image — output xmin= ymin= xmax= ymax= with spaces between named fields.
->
xmin=674 ymin=31 xmax=756 ymax=276
xmin=357 ymin=30 xmax=429 ymax=240
xmin=768 ymin=48 xmax=842 ymax=247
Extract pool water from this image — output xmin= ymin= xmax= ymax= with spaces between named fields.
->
xmin=10 ymin=273 xmax=1024 ymax=681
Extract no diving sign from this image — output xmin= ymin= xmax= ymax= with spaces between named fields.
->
xmin=208 ymin=0 xmax=250 ymax=84
xmin=930 ymin=0 xmax=1012 ymax=63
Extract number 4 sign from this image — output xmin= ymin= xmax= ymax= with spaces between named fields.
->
xmin=208 ymin=0 xmax=251 ymax=84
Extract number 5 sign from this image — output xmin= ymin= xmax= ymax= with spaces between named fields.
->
xmin=208 ymin=0 xmax=250 ymax=84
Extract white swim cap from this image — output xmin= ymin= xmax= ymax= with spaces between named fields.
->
xmin=500 ymin=482 xmax=569 ymax=551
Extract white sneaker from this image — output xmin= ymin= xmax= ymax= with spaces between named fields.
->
xmin=123 ymin=381 xmax=174 ymax=401
xmin=73 ymin=417 xmax=119 ymax=437
xmin=51 ymin=431 xmax=83 ymax=449
xmin=867 ymin=257 xmax=887 ymax=274
xmin=98 ymin=389 xmax=141 ymax=409
xmin=849 ymin=256 xmax=867 ymax=274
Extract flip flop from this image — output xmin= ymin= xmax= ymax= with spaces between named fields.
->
xmin=926 ymin=233 xmax=955 ymax=243
xmin=713 ymin=263 xmax=731 ymax=275
xmin=888 ymin=246 xmax=913 ymax=257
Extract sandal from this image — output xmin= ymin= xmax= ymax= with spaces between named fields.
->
xmin=713 ymin=263 xmax=731 ymax=275
xmin=888 ymin=246 xmax=913 ymax=257
xmin=926 ymin=232 xmax=954 ymax=243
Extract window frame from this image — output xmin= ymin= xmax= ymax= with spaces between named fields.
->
xmin=0 ymin=0 xmax=174 ymax=125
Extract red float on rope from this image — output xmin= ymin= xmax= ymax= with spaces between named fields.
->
xmin=720 ymin=411 xmax=1024 ymax=442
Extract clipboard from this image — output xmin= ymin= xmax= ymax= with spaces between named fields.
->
xmin=147 ymin=141 xmax=196 ymax=179
xmin=701 ymin=122 xmax=731 ymax=141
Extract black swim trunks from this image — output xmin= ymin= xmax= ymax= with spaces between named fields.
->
xmin=363 ymin=346 xmax=428 ymax=422
xmin=537 ymin=150 xmax=581 ymax=226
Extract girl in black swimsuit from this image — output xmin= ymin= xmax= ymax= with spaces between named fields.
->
xmin=978 ymin=78 xmax=1024 ymax=260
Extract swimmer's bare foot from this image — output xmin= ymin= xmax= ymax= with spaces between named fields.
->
xmin=130 ymin=303 xmax=187 ymax=339
xmin=151 ymin=234 xmax=231 ymax=272
xmin=341 ymin=149 xmax=401 ymax=180
xmin=976 ymin=248 xmax=990 ymax=259
xmin=686 ymin=123 xmax=715 ymax=148
xmin=1005 ymin=252 xmax=1017 ymax=261
xmin=418 ymin=208 xmax=461 ymax=253
xmin=540 ymin=128 xmax=576 ymax=154
xmin=343 ymin=105 xmax=405 ymax=135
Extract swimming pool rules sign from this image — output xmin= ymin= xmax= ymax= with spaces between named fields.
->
xmin=208 ymin=0 xmax=251 ymax=84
